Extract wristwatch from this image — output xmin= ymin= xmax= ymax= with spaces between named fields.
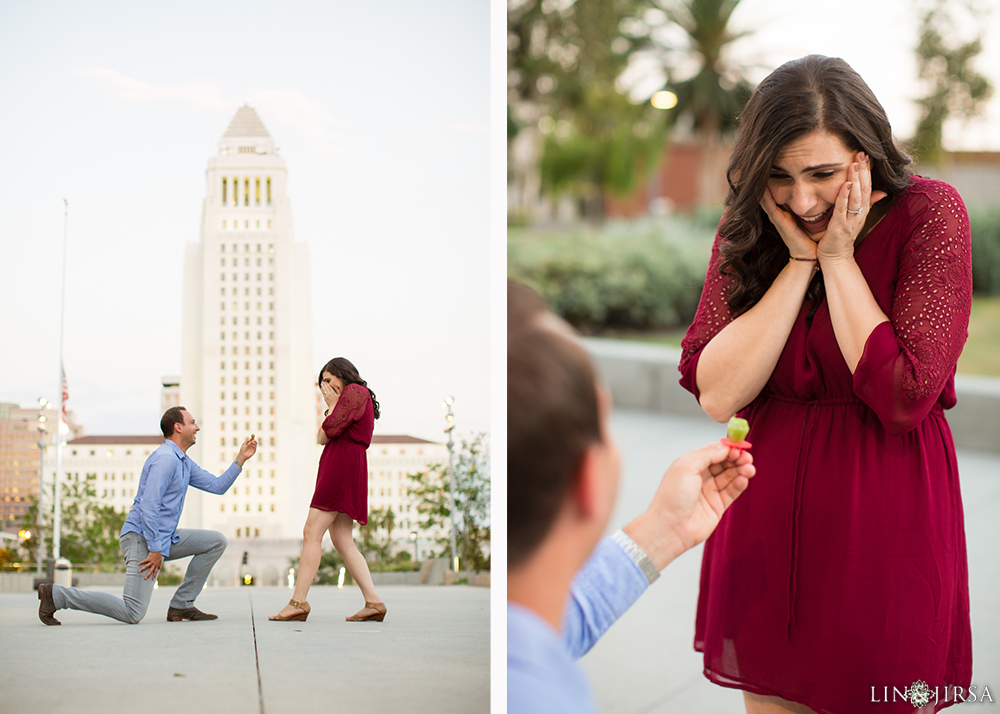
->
xmin=610 ymin=529 xmax=660 ymax=584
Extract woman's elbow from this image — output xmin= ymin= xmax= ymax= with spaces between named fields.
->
xmin=698 ymin=392 xmax=738 ymax=424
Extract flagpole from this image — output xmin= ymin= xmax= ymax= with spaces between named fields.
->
xmin=53 ymin=199 xmax=69 ymax=561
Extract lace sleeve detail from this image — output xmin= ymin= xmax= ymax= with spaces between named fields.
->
xmin=853 ymin=179 xmax=972 ymax=433
xmin=322 ymin=383 xmax=369 ymax=439
xmin=679 ymin=231 xmax=736 ymax=392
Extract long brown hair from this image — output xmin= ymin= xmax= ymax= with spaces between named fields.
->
xmin=319 ymin=357 xmax=380 ymax=419
xmin=719 ymin=55 xmax=913 ymax=315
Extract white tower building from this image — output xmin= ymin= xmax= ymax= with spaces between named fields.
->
xmin=180 ymin=106 xmax=315 ymax=540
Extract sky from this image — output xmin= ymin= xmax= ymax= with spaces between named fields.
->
xmin=0 ymin=1 xmax=490 ymax=446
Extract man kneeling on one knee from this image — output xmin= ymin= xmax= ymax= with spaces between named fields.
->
xmin=37 ymin=407 xmax=257 ymax=625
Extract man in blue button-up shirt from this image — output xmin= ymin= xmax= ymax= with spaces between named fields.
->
xmin=38 ymin=406 xmax=257 ymax=625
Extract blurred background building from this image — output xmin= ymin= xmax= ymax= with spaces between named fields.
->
xmin=0 ymin=402 xmax=82 ymax=534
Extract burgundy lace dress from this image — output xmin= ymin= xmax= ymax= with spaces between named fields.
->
xmin=679 ymin=177 xmax=973 ymax=713
xmin=310 ymin=382 xmax=374 ymax=524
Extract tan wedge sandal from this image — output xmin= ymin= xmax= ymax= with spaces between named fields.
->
xmin=269 ymin=599 xmax=310 ymax=621
xmin=346 ymin=601 xmax=387 ymax=622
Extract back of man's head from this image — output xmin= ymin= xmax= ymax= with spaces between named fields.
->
xmin=508 ymin=281 xmax=602 ymax=569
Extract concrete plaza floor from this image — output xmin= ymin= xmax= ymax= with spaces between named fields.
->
xmin=580 ymin=408 xmax=1000 ymax=714
xmin=1 ymin=584 xmax=489 ymax=714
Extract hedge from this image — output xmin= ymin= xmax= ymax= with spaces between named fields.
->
xmin=508 ymin=216 xmax=716 ymax=332
xmin=509 ymin=206 xmax=1000 ymax=335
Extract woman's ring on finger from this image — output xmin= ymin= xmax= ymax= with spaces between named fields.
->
xmin=847 ymin=207 xmax=864 ymax=214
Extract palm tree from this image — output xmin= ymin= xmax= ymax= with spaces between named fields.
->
xmin=649 ymin=0 xmax=754 ymax=206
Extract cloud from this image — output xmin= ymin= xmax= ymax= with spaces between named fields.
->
xmin=74 ymin=67 xmax=233 ymax=114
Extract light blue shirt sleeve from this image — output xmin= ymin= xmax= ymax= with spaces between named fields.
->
xmin=188 ymin=460 xmax=243 ymax=494
xmin=562 ymin=535 xmax=650 ymax=660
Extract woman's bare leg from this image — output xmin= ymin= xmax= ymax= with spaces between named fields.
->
xmin=328 ymin=512 xmax=382 ymax=612
xmin=271 ymin=508 xmax=336 ymax=618
xmin=744 ymin=692 xmax=817 ymax=714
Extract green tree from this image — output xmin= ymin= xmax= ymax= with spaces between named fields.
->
xmin=508 ymin=0 xmax=669 ymax=218
xmin=646 ymin=0 xmax=754 ymax=206
xmin=19 ymin=476 xmax=128 ymax=572
xmin=358 ymin=506 xmax=397 ymax=563
xmin=408 ymin=433 xmax=491 ymax=571
xmin=912 ymin=0 xmax=994 ymax=168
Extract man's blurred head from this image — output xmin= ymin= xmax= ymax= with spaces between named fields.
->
xmin=508 ymin=281 xmax=617 ymax=570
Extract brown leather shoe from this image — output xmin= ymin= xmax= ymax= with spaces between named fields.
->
xmin=38 ymin=583 xmax=61 ymax=626
xmin=166 ymin=606 xmax=218 ymax=621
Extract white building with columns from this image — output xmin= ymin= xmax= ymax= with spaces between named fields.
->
xmin=179 ymin=105 xmax=316 ymax=540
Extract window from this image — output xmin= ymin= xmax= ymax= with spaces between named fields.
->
xmin=255 ymin=177 xmax=260 ymax=206
xmin=222 ymin=177 xmax=227 ymax=205
xmin=232 ymin=178 xmax=238 ymax=206
xmin=266 ymin=177 xmax=271 ymax=205
xmin=244 ymin=178 xmax=250 ymax=206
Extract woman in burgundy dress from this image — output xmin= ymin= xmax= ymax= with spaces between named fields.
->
xmin=270 ymin=357 xmax=387 ymax=623
xmin=680 ymin=56 xmax=972 ymax=713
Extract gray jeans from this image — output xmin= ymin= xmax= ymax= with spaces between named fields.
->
xmin=51 ymin=529 xmax=228 ymax=624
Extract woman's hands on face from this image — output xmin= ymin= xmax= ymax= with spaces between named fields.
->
xmin=760 ymin=186 xmax=818 ymax=261
xmin=319 ymin=380 xmax=341 ymax=408
xmin=815 ymin=153 xmax=887 ymax=265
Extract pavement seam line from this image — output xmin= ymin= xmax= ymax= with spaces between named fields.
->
xmin=249 ymin=592 xmax=265 ymax=714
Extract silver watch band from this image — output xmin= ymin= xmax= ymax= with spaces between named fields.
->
xmin=610 ymin=529 xmax=660 ymax=585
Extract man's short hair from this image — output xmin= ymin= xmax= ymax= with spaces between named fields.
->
xmin=508 ymin=281 xmax=602 ymax=569
xmin=160 ymin=406 xmax=188 ymax=438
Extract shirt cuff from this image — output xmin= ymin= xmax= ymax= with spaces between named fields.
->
xmin=609 ymin=529 xmax=660 ymax=585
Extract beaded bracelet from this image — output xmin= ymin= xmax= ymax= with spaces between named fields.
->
xmin=790 ymin=256 xmax=818 ymax=262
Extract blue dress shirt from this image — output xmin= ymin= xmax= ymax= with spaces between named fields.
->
xmin=508 ymin=536 xmax=651 ymax=713
xmin=120 ymin=440 xmax=243 ymax=556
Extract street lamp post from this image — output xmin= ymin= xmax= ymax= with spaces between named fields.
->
xmin=443 ymin=397 xmax=459 ymax=574
xmin=36 ymin=399 xmax=48 ymax=575
xmin=409 ymin=530 xmax=419 ymax=563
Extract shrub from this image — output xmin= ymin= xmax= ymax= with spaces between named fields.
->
xmin=970 ymin=207 xmax=1000 ymax=294
xmin=508 ymin=216 xmax=716 ymax=332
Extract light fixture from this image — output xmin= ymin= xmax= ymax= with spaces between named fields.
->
xmin=651 ymin=90 xmax=678 ymax=110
